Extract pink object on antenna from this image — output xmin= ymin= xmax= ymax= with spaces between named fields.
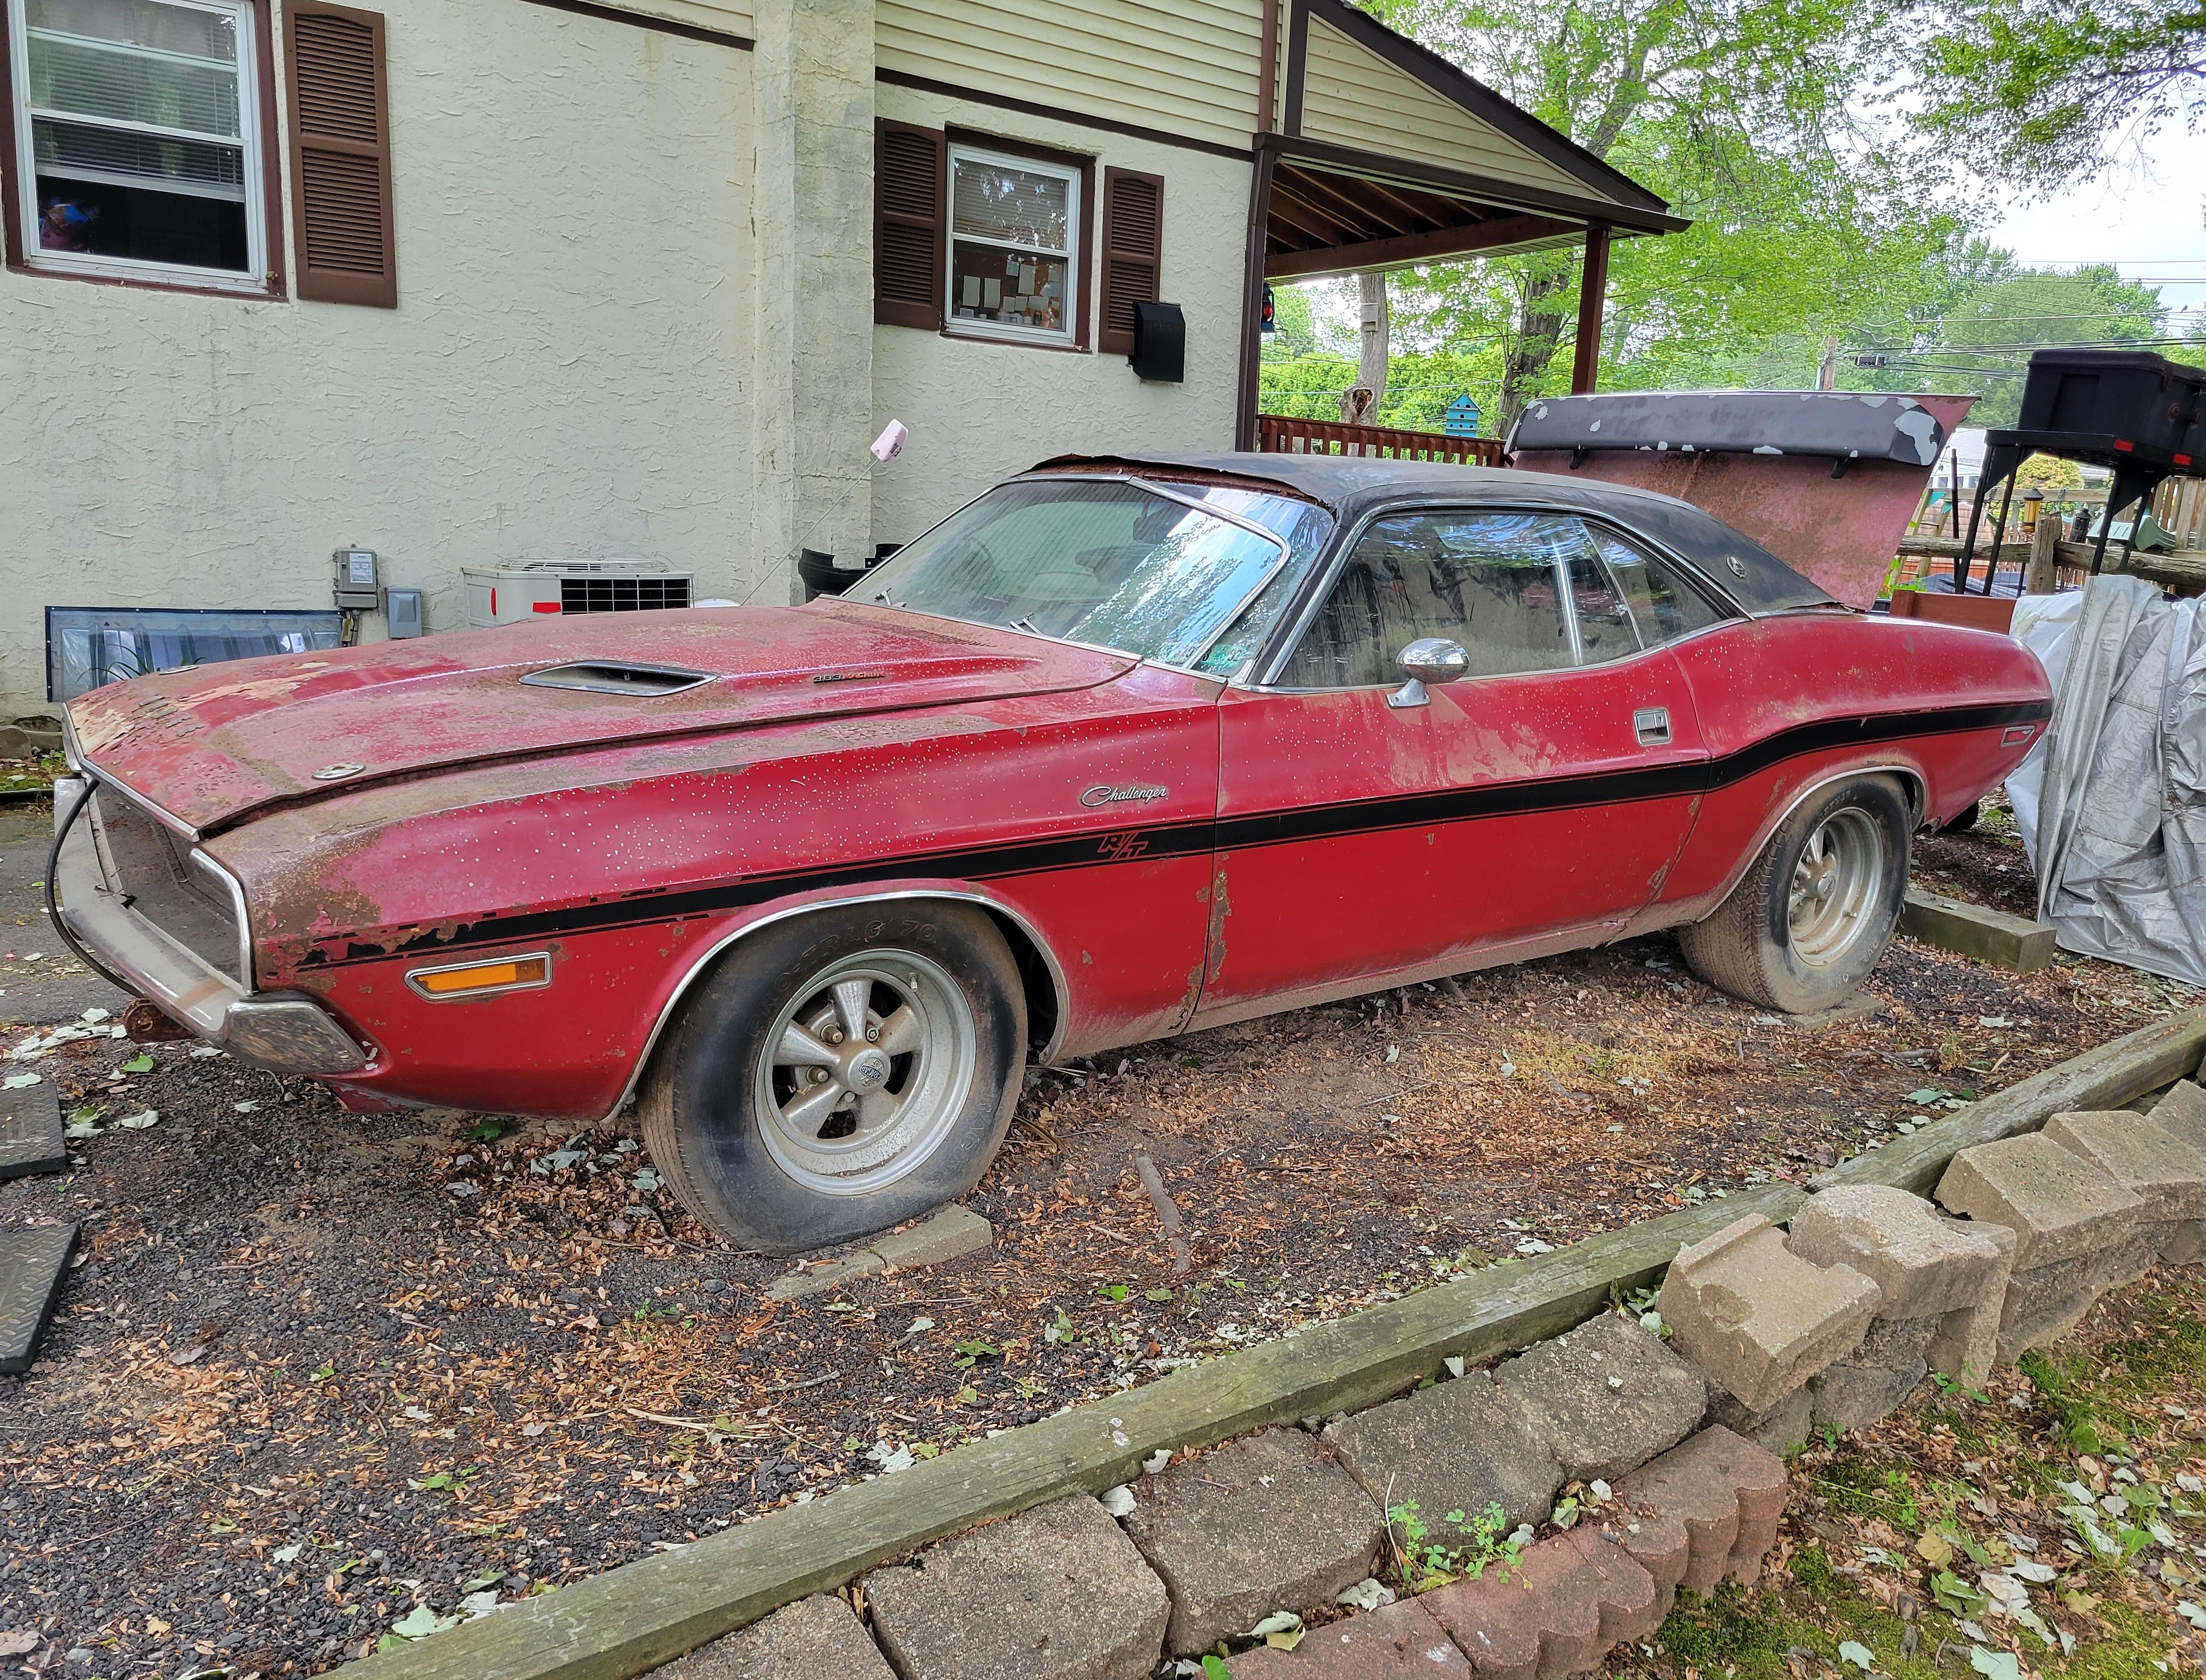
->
xmin=871 ymin=420 xmax=907 ymax=463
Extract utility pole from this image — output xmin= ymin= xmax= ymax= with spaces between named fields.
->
xmin=1817 ymin=334 xmax=1839 ymax=392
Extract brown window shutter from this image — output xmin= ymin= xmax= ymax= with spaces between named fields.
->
xmin=285 ymin=0 xmax=396 ymax=307
xmin=1098 ymin=168 xmax=1163 ymax=357
xmin=875 ymin=120 xmax=946 ymax=329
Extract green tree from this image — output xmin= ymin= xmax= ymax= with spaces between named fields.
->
xmin=1366 ymin=0 xmax=1925 ymax=427
xmin=1910 ymin=0 xmax=2206 ymax=187
xmin=1922 ymin=266 xmax=2167 ymax=426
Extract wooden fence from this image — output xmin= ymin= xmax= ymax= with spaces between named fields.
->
xmin=1256 ymin=413 xmax=1505 ymax=467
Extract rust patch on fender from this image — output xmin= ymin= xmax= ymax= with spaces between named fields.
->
xmin=1204 ymin=865 xmax=1232 ymax=980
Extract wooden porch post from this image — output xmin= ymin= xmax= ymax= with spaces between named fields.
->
xmin=1570 ymin=226 xmax=1610 ymax=396
xmin=1234 ymin=143 xmax=1279 ymax=451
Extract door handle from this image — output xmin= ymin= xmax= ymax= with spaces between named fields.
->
xmin=1634 ymin=707 xmax=1672 ymax=746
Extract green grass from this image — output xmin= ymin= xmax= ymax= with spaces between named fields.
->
xmin=1623 ymin=1269 xmax=2206 ymax=1680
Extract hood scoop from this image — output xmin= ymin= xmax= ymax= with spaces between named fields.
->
xmin=518 ymin=661 xmax=715 ymax=697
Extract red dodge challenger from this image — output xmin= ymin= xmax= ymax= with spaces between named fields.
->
xmin=51 ymin=454 xmax=2051 ymax=1251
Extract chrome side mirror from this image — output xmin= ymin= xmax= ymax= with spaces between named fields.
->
xmin=1386 ymin=637 xmax=1469 ymax=709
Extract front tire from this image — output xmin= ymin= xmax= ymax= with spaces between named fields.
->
xmin=1678 ymin=775 xmax=1910 ymax=1013
xmin=639 ymin=902 xmax=1025 ymax=1254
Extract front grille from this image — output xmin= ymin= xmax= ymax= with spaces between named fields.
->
xmin=560 ymin=576 xmax=691 ymax=614
xmin=87 ymin=786 xmax=245 ymax=987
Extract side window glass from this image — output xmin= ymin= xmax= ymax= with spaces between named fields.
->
xmin=1564 ymin=537 xmax=1641 ymax=666
xmin=1590 ymin=526 xmax=1728 ymax=645
xmin=1275 ymin=511 xmax=1580 ymax=687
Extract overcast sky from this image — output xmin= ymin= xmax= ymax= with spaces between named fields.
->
xmin=1985 ymin=122 xmax=2206 ymax=330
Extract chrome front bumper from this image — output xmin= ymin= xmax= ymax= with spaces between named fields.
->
xmin=50 ymin=775 xmax=369 ymax=1075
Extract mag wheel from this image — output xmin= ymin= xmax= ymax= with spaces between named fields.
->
xmin=640 ymin=902 xmax=1024 ymax=1254
xmin=1679 ymin=775 xmax=1910 ymax=1014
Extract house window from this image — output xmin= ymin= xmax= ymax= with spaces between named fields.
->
xmin=946 ymin=142 xmax=1077 ymax=347
xmin=7 ymin=0 xmax=267 ymax=287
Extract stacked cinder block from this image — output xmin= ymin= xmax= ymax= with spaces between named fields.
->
xmin=1935 ymin=1131 xmax=2151 ymax=1363
xmin=863 ymin=1495 xmax=1169 ymax=1680
xmin=1613 ymin=1425 xmax=1790 ymax=1597
xmin=1657 ymin=1214 xmax=1881 ymax=1451
xmin=2148 ymin=1081 xmax=2206 ymax=1259
xmin=1121 ymin=1429 xmax=1383 ymax=1657
xmin=1410 ymin=1423 xmax=1789 ymax=1680
xmin=2042 ymin=1108 xmax=2206 ymax=1263
xmin=1423 ymin=1525 xmax=1664 ymax=1680
xmin=1787 ymin=1185 xmax=2014 ymax=1429
xmin=1325 ymin=1313 xmax=1709 ymax=1548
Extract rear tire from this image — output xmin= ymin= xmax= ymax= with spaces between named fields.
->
xmin=639 ymin=902 xmax=1025 ymax=1254
xmin=1678 ymin=775 xmax=1910 ymax=1014
xmin=1943 ymin=800 xmax=1981 ymax=834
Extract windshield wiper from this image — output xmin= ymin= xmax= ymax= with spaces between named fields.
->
xmin=1009 ymin=617 xmax=1042 ymax=635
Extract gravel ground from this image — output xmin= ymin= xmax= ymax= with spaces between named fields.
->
xmin=0 ymin=794 xmax=125 ymax=1025
xmin=0 ymin=808 xmax=2196 ymax=1677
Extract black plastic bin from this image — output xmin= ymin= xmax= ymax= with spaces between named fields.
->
xmin=2017 ymin=349 xmax=2205 ymax=457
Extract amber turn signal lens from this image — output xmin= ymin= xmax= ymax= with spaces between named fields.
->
xmin=410 ymin=954 xmax=550 ymax=997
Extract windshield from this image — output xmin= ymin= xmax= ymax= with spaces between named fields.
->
xmin=860 ymin=478 xmax=1307 ymax=671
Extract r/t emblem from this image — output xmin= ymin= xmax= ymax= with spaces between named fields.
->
xmin=1096 ymin=831 xmax=1149 ymax=861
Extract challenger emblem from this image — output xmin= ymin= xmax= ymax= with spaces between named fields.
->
xmin=1081 ymin=782 xmax=1169 ymax=808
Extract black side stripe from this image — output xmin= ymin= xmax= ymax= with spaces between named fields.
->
xmin=1214 ymin=698 xmax=2051 ymax=850
xmin=302 ymin=698 xmax=2048 ymax=968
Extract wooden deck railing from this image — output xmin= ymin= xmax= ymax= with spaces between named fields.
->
xmin=1257 ymin=413 xmax=1505 ymax=467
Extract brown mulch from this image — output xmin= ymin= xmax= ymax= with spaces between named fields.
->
xmin=0 ymin=809 xmax=2198 ymax=1677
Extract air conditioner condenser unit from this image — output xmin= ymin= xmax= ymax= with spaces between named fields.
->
xmin=462 ymin=560 xmax=694 ymax=629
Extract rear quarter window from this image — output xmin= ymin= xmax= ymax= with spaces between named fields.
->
xmin=1613 ymin=498 xmax=1837 ymax=615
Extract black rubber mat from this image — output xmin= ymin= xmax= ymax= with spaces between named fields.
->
xmin=0 ymin=1222 xmax=76 ymax=1375
xmin=0 ymin=1081 xmax=66 ymax=1180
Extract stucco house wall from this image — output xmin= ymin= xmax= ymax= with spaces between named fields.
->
xmin=0 ymin=0 xmax=757 ymax=718
xmin=866 ymin=81 xmax=1249 ymax=551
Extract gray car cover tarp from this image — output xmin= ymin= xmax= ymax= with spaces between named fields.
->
xmin=2006 ymin=573 xmax=2206 ymax=984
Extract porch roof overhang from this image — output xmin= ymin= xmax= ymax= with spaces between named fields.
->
xmin=1259 ymin=133 xmax=1690 ymax=284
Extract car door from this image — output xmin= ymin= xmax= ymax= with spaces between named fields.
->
xmin=1193 ymin=505 xmax=1713 ymax=1023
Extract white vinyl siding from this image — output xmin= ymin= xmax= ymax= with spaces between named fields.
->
xmin=1297 ymin=16 xmax=1595 ymax=199
xmin=595 ymin=0 xmax=754 ymax=40
xmin=877 ymin=0 xmax=1264 ymax=153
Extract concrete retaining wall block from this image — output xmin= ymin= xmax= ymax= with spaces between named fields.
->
xmin=1119 ymin=1429 xmax=1383 ymax=1656
xmin=1494 ymin=1311 xmax=1709 ymax=1484
xmin=862 ymin=1495 xmax=1168 ymax=1680
xmin=1704 ymin=1387 xmax=1813 ymax=1455
xmin=1788 ymin=1185 xmax=2017 ymax=1412
xmin=1936 ymin=1131 xmax=2155 ymax=1365
xmin=1613 ymin=1425 xmax=1790 ymax=1593
xmin=2042 ymin=1110 xmax=2206 ymax=1261
xmin=1658 ymin=1216 xmax=1881 ymax=1413
xmin=1326 ymin=1371 xmax=1565 ymax=1533
xmin=1935 ymin=1133 xmax=2145 ymax=1270
xmin=1423 ymin=1527 xmax=1661 ymax=1680
xmin=662 ymin=1593 xmax=894 ymax=1680
xmin=1225 ymin=1599 xmax=1474 ymax=1677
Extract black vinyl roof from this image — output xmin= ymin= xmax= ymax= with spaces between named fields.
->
xmin=1029 ymin=451 xmax=1838 ymax=616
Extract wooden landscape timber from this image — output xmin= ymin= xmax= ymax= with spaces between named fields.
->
xmin=1898 ymin=885 xmax=2056 ymax=972
xmin=347 ymin=1003 xmax=2206 ymax=1680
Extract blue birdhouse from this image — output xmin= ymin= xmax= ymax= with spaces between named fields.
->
xmin=1444 ymin=395 xmax=1482 ymax=438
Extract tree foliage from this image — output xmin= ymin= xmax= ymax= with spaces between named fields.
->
xmin=1353 ymin=0 xmax=1948 ymax=427
xmin=1253 ymin=0 xmax=2188 ymax=436
xmin=1909 ymin=0 xmax=2206 ymax=187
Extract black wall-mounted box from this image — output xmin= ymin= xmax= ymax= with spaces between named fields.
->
xmin=1130 ymin=302 xmax=1185 ymax=384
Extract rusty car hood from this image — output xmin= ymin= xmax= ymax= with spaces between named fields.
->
xmin=67 ymin=599 xmax=1136 ymax=834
